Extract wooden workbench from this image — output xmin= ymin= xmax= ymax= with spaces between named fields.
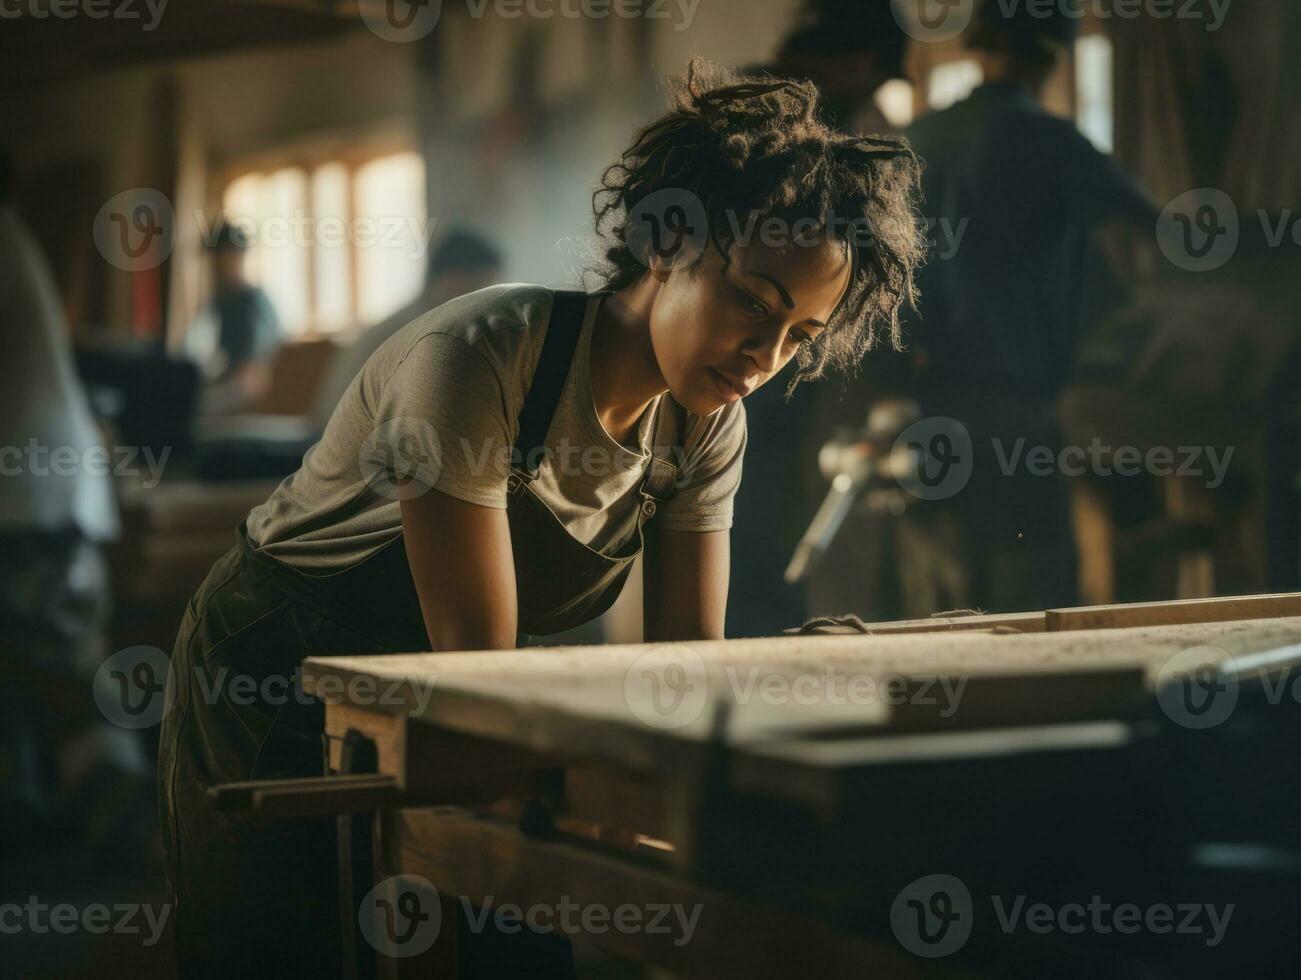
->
xmin=286 ymin=595 xmax=1301 ymax=979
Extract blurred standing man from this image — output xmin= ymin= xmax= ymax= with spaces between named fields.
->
xmin=729 ymin=0 xmax=911 ymax=636
xmin=900 ymin=0 xmax=1157 ymax=613
xmin=757 ymin=0 xmax=909 ymax=134
xmin=0 ymin=148 xmax=143 ymax=841
xmin=186 ymin=223 xmax=283 ymax=415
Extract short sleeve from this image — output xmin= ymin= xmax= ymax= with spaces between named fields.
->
xmin=363 ymin=333 xmax=513 ymax=509
xmin=656 ymin=399 xmax=747 ymax=532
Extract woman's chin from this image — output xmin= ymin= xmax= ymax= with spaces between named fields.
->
xmin=671 ymin=382 xmax=728 ymax=417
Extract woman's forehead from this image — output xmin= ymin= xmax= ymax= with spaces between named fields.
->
xmin=729 ymin=232 xmax=852 ymax=315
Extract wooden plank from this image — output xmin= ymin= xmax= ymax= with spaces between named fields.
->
xmin=813 ymin=611 xmax=1046 ymax=634
xmin=1045 ymin=593 xmax=1301 ymax=631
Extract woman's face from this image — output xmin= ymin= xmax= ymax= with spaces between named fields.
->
xmin=648 ymin=232 xmax=852 ymax=415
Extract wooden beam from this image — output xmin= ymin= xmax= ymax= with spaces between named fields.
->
xmin=1045 ymin=593 xmax=1301 ymax=631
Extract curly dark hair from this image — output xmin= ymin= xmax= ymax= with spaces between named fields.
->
xmin=592 ymin=60 xmax=926 ymax=391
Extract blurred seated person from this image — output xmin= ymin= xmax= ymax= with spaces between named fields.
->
xmin=192 ymin=228 xmax=502 ymax=481
xmin=310 ymin=227 xmax=503 ymax=429
xmin=185 ymin=222 xmax=283 ymax=416
xmin=0 ymin=146 xmax=148 ymax=843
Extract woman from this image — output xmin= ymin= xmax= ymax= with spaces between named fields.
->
xmin=158 ymin=61 xmax=924 ymax=978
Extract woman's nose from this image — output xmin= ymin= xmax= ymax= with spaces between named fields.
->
xmin=743 ymin=327 xmax=787 ymax=376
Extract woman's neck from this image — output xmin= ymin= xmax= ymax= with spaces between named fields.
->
xmin=589 ymin=277 xmax=668 ymax=447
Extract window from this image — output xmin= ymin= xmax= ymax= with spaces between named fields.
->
xmin=876 ymin=79 xmax=917 ymax=129
xmin=218 ymin=151 xmax=427 ymax=336
xmin=927 ymin=59 xmax=983 ymax=112
xmin=1075 ymin=34 xmax=1114 ymax=153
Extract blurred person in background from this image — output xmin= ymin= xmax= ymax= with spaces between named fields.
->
xmin=750 ymin=0 xmax=908 ymax=134
xmin=0 ymin=146 xmax=148 ymax=848
xmin=730 ymin=0 xmax=911 ymax=635
xmin=185 ymin=221 xmax=283 ymax=415
xmin=898 ymin=0 xmax=1158 ymax=613
xmin=310 ymin=226 xmax=503 ymax=428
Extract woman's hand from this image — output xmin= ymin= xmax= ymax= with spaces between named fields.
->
xmin=400 ymin=486 xmax=519 ymax=652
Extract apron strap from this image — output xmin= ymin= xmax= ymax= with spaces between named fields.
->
xmin=514 ymin=290 xmax=590 ymax=477
xmin=513 ymin=288 xmax=688 ymax=503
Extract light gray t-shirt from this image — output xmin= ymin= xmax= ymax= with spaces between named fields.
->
xmin=247 ymin=284 xmax=747 ymax=569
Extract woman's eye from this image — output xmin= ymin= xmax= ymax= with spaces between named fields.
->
xmin=735 ymin=287 xmax=768 ymax=316
xmin=788 ymin=330 xmax=812 ymax=346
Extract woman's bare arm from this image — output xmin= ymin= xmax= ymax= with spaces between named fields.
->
xmin=400 ymin=487 xmax=518 ymax=651
xmin=642 ymin=527 xmax=729 ymax=642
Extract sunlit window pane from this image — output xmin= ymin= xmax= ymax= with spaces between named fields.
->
xmin=928 ymin=59 xmax=983 ymax=112
xmin=253 ymin=167 xmax=310 ymax=335
xmin=311 ymin=163 xmax=352 ymax=332
xmin=219 ymin=174 xmax=260 ymax=282
xmin=353 ymin=152 xmax=427 ymax=325
xmin=1076 ymin=34 xmax=1114 ymax=153
xmin=876 ymin=79 xmax=916 ymax=129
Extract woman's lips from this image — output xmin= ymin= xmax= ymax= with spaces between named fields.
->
xmin=708 ymin=368 xmax=750 ymax=402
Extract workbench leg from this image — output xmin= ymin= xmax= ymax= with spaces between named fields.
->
xmin=374 ymin=808 xmax=460 ymax=979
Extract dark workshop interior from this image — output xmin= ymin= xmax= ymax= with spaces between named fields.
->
xmin=2 ymin=0 xmax=1300 ymax=978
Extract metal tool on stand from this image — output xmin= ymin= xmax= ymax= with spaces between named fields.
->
xmin=785 ymin=398 xmax=928 ymax=583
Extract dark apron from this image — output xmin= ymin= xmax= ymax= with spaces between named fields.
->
xmin=157 ymin=291 xmax=681 ymax=979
